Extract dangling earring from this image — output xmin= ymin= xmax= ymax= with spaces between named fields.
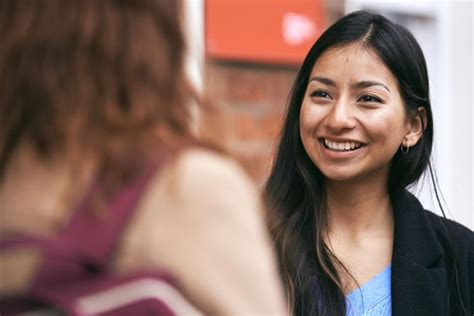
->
xmin=400 ymin=139 xmax=410 ymax=154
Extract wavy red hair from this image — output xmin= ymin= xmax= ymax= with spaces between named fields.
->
xmin=0 ymin=0 xmax=195 ymax=186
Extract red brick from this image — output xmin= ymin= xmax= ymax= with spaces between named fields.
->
xmin=233 ymin=112 xmax=283 ymax=142
xmin=204 ymin=61 xmax=298 ymax=182
xmin=226 ymin=140 xmax=277 ymax=184
xmin=206 ymin=62 xmax=297 ymax=113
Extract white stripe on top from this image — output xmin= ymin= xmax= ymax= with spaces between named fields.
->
xmin=76 ymin=278 xmax=202 ymax=316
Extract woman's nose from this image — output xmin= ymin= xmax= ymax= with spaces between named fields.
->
xmin=325 ymin=99 xmax=356 ymax=132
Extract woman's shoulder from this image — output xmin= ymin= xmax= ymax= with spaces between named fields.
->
xmin=399 ymin=190 xmax=473 ymax=248
xmin=421 ymin=208 xmax=474 ymax=264
xmin=173 ymin=147 xmax=255 ymax=189
xmin=422 ymin=209 xmax=473 ymax=244
xmin=120 ymin=147 xmax=265 ymax=255
xmin=163 ymin=147 xmax=262 ymax=213
xmin=116 ymin=147 xmax=286 ymax=315
xmin=422 ymin=208 xmax=474 ymax=311
xmin=115 ymin=146 xmax=267 ymax=270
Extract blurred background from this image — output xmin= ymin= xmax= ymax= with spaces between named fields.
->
xmin=183 ymin=0 xmax=473 ymax=229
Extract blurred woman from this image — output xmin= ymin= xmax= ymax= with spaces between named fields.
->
xmin=0 ymin=1 xmax=286 ymax=315
xmin=264 ymin=10 xmax=473 ymax=316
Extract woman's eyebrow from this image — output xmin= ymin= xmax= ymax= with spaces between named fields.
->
xmin=309 ymin=76 xmax=337 ymax=87
xmin=309 ymin=77 xmax=390 ymax=94
xmin=352 ymin=80 xmax=391 ymax=94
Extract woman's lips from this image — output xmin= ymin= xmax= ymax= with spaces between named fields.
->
xmin=318 ymin=138 xmax=367 ymax=159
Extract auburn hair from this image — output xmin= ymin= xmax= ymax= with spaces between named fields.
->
xmin=0 ymin=0 xmax=195 ymax=186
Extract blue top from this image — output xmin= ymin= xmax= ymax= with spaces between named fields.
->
xmin=346 ymin=265 xmax=392 ymax=315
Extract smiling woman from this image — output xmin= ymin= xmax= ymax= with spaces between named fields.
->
xmin=299 ymin=43 xmax=424 ymax=184
xmin=264 ymin=10 xmax=474 ymax=316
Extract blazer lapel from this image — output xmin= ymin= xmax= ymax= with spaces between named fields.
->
xmin=391 ymin=191 xmax=448 ymax=316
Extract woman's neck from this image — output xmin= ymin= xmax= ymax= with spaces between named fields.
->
xmin=323 ymin=175 xmax=395 ymax=292
xmin=324 ymin=176 xmax=394 ymax=241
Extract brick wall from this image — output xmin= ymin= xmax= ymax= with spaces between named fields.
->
xmin=205 ymin=62 xmax=297 ymax=185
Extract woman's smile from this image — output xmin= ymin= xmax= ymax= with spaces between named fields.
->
xmin=318 ymin=137 xmax=367 ymax=160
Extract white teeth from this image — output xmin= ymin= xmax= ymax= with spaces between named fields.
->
xmin=324 ymin=139 xmax=363 ymax=152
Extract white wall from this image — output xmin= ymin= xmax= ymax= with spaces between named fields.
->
xmin=346 ymin=0 xmax=474 ymax=229
xmin=183 ymin=0 xmax=204 ymax=93
xmin=183 ymin=0 xmax=205 ymax=134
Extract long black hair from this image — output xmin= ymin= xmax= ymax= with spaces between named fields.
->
xmin=264 ymin=10 xmax=464 ymax=315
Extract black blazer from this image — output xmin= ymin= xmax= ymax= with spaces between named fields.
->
xmin=391 ymin=190 xmax=474 ymax=315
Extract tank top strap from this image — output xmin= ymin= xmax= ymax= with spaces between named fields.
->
xmin=68 ymin=153 xmax=174 ymax=262
xmin=61 ymin=163 xmax=161 ymax=263
xmin=31 ymin=149 xmax=174 ymax=288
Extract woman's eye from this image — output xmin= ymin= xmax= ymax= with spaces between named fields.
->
xmin=310 ymin=90 xmax=331 ymax=99
xmin=358 ymin=95 xmax=383 ymax=103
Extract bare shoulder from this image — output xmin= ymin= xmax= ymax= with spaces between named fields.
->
xmin=119 ymin=146 xmax=257 ymax=229
xmin=168 ymin=148 xmax=262 ymax=215
xmin=144 ymin=147 xmax=268 ymax=251
xmin=114 ymin=147 xmax=265 ymax=268
xmin=175 ymin=148 xmax=258 ymax=193
xmin=115 ymin=148 xmax=286 ymax=314
xmin=123 ymin=147 xmax=265 ymax=228
xmin=175 ymin=147 xmax=246 ymax=178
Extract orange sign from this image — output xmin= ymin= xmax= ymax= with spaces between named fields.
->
xmin=205 ymin=0 xmax=325 ymax=65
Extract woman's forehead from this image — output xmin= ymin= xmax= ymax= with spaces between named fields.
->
xmin=310 ymin=44 xmax=396 ymax=87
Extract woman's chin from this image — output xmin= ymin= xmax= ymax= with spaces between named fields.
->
xmin=318 ymin=167 xmax=360 ymax=183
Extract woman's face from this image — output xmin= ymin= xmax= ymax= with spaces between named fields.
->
xmin=299 ymin=44 xmax=413 ymax=184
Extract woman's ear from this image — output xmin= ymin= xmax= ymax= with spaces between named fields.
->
xmin=405 ymin=107 xmax=427 ymax=147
